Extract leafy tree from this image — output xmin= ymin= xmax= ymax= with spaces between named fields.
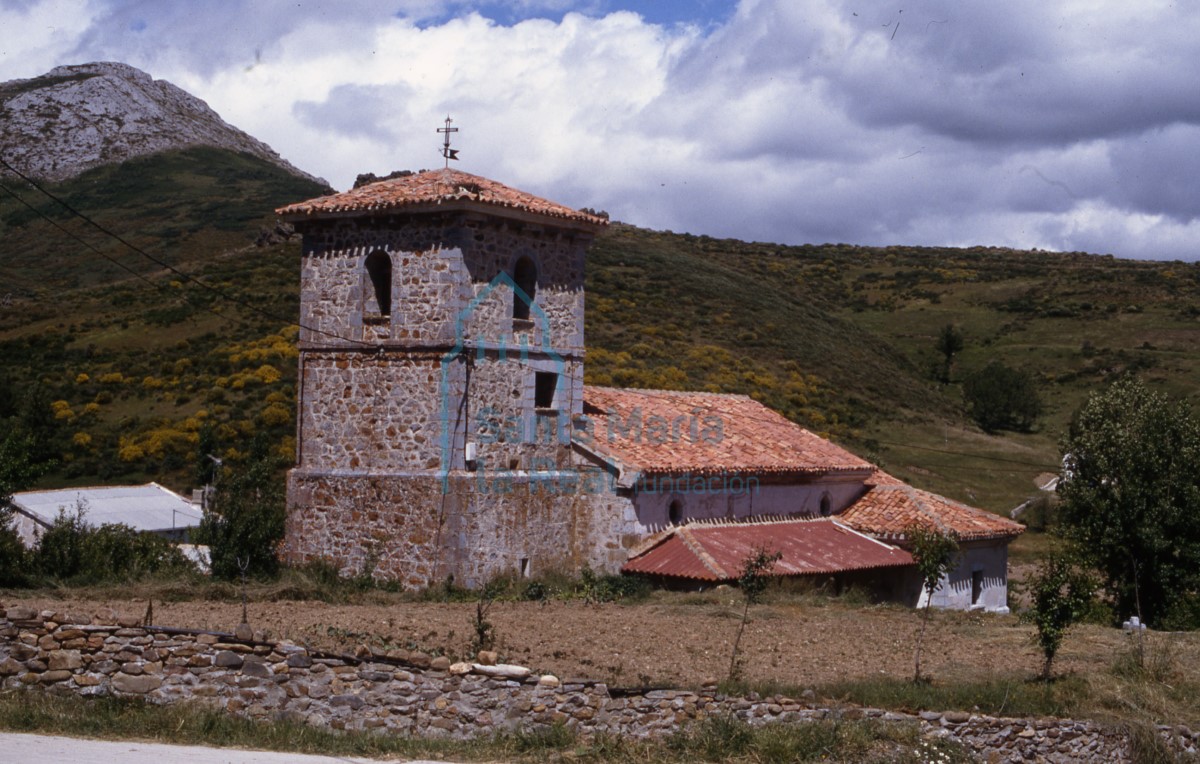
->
xmin=1058 ymin=376 xmax=1200 ymax=627
xmin=729 ymin=547 xmax=782 ymax=680
xmin=197 ymin=438 xmax=286 ymax=580
xmin=17 ymin=384 xmax=58 ymax=463
xmin=0 ymin=429 xmax=48 ymax=587
xmin=934 ymin=324 xmax=964 ymax=382
xmin=1025 ymin=555 xmax=1095 ymax=680
xmin=962 ymin=361 xmax=1042 ymax=433
xmin=908 ymin=524 xmax=959 ymax=682
xmin=194 ymin=421 xmax=220 ymax=488
xmin=0 ymin=430 xmax=43 ymax=503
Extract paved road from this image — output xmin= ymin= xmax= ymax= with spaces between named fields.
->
xmin=0 ymin=732 xmax=457 ymax=763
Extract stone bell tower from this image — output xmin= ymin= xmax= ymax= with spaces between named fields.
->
xmin=277 ymin=167 xmax=607 ymax=588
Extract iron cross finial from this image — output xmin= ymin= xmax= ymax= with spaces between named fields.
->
xmin=438 ymin=115 xmax=460 ymax=168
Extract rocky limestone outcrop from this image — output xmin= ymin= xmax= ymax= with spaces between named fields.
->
xmin=0 ymin=61 xmax=324 ymax=185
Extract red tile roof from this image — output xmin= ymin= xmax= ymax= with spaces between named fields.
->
xmin=578 ymin=386 xmax=874 ymax=479
xmin=621 ymin=517 xmax=914 ymax=581
xmin=276 ymin=168 xmax=607 ymax=228
xmin=840 ymin=472 xmax=1025 ymax=542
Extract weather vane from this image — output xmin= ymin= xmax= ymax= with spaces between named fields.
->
xmin=438 ymin=116 xmax=459 ymax=168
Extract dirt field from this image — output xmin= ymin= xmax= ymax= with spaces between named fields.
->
xmin=7 ymin=590 xmax=1194 ymax=692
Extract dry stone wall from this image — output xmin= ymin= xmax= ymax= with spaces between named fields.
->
xmin=1 ymin=605 xmax=1194 ymax=762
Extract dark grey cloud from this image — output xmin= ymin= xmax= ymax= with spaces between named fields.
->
xmin=293 ymin=82 xmax=417 ymax=143
xmin=1109 ymin=125 xmax=1200 ymax=223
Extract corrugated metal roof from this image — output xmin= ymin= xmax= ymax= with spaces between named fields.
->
xmin=9 ymin=483 xmax=202 ymax=533
xmin=621 ymin=517 xmax=914 ymax=582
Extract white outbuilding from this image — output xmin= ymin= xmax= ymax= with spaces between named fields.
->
xmin=6 ymin=483 xmax=203 ymax=547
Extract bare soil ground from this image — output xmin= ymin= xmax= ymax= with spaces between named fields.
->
xmin=7 ymin=590 xmax=1195 ymax=693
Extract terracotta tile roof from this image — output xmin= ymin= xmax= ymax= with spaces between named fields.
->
xmin=276 ymin=168 xmax=608 ymax=228
xmin=840 ymin=471 xmax=1025 ymax=542
xmin=577 ymin=386 xmax=874 ymax=480
xmin=621 ymin=517 xmax=914 ymax=581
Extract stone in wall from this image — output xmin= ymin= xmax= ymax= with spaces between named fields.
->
xmin=1 ymin=604 xmax=1196 ymax=762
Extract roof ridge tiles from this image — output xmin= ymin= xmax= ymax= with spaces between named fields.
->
xmin=676 ymin=527 xmax=727 ymax=579
xmin=276 ymin=167 xmax=607 ymax=227
xmin=685 ymin=514 xmax=832 ymax=529
xmin=586 ymin=385 xmax=754 ymax=401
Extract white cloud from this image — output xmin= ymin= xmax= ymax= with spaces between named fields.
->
xmin=0 ymin=0 xmax=97 ymax=76
xmin=3 ymin=0 xmax=1200 ymax=259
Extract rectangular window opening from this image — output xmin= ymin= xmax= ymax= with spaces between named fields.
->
xmin=519 ymin=558 xmax=530 ymax=578
xmin=535 ymin=371 xmax=558 ymax=410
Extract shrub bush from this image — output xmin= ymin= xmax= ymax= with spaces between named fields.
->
xmin=31 ymin=509 xmax=190 ymax=584
xmin=0 ymin=505 xmax=28 ymax=587
xmin=963 ymin=361 xmax=1042 ymax=432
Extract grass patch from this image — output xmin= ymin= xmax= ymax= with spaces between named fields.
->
xmin=815 ymin=675 xmax=1090 ymax=719
xmin=0 ymin=690 xmax=970 ymax=763
xmin=0 ymin=691 xmax=480 ymax=760
xmin=3 ymin=564 xmax=655 ymax=608
xmin=719 ymin=674 xmax=1092 ymax=720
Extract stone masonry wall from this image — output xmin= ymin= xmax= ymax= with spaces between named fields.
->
xmin=296 ymin=214 xmax=587 ymax=353
xmin=2 ymin=604 xmax=1195 ymax=763
xmin=287 ymin=210 xmax=597 ymax=589
xmin=283 ymin=473 xmax=643 ymax=588
xmin=297 ymin=351 xmax=446 ymax=472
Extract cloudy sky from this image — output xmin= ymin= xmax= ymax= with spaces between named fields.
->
xmin=2 ymin=0 xmax=1199 ymax=260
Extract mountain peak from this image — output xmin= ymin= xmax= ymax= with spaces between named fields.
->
xmin=0 ymin=61 xmax=324 ymax=185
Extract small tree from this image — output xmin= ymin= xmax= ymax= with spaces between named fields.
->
xmin=935 ymin=324 xmax=965 ymax=383
xmin=908 ymin=523 xmax=959 ymax=682
xmin=729 ymin=547 xmax=782 ymax=680
xmin=1025 ymin=555 xmax=1095 ymax=680
xmin=962 ymin=361 xmax=1042 ymax=433
xmin=198 ymin=439 xmax=286 ymax=580
xmin=0 ymin=429 xmax=48 ymax=587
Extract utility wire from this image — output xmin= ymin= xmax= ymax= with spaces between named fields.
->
xmin=0 ymin=177 xmax=242 ymax=325
xmin=1 ymin=176 xmax=193 ymax=295
xmin=0 ymin=156 xmax=372 ymax=347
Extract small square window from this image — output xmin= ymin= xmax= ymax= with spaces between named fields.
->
xmin=535 ymin=372 xmax=558 ymax=409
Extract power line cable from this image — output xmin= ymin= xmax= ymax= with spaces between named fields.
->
xmin=0 ymin=156 xmax=372 ymax=347
xmin=0 ymin=177 xmax=242 ymax=326
xmin=1 ymin=176 xmax=187 ymax=293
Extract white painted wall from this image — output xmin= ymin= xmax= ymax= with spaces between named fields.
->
xmin=916 ymin=540 xmax=1011 ymax=614
xmin=9 ymin=509 xmax=45 ymax=548
xmin=630 ymin=475 xmax=867 ymax=530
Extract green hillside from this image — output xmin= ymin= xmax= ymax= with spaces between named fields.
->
xmin=4 ymin=148 xmax=1200 ymax=516
xmin=0 ymin=148 xmax=326 ymax=487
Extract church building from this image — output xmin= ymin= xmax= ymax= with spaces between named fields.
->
xmin=276 ymin=163 xmax=1022 ymax=611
